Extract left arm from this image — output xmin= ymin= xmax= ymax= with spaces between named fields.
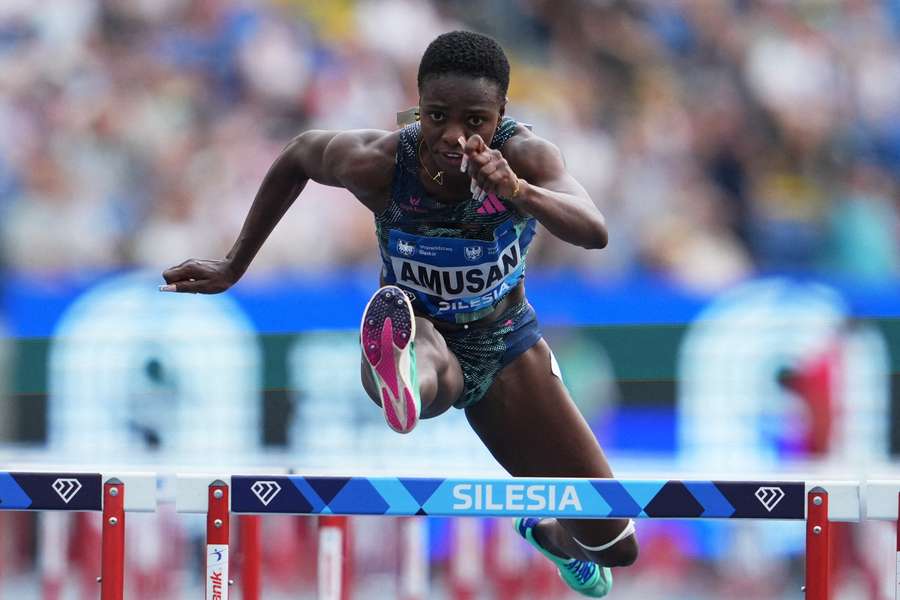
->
xmin=463 ymin=133 xmax=608 ymax=249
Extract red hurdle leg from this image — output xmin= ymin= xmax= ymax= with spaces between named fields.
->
xmin=805 ymin=487 xmax=830 ymax=600
xmin=318 ymin=516 xmax=351 ymax=600
xmin=239 ymin=516 xmax=260 ymax=600
xmin=450 ymin=518 xmax=482 ymax=600
xmin=100 ymin=479 xmax=125 ymax=600
xmin=206 ymin=481 xmax=230 ymax=600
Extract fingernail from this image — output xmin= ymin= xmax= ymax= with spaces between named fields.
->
xmin=458 ymin=137 xmax=468 ymax=172
xmin=159 ymin=284 xmax=175 ymax=292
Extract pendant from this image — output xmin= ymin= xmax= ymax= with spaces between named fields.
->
xmin=432 ymin=171 xmax=444 ymax=185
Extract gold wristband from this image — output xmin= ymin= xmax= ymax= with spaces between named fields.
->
xmin=511 ymin=177 xmax=522 ymax=199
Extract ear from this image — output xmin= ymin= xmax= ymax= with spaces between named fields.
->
xmin=500 ymin=96 xmax=508 ymax=118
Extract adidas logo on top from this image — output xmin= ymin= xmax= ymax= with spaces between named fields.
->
xmin=476 ymin=194 xmax=507 ymax=215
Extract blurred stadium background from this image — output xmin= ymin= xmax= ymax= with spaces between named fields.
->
xmin=1 ymin=0 xmax=899 ymax=598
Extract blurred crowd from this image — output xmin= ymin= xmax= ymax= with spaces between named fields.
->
xmin=1 ymin=0 xmax=899 ymax=291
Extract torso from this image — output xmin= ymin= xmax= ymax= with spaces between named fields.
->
xmin=375 ymin=117 xmax=537 ymax=325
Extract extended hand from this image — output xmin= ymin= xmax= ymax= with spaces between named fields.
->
xmin=160 ymin=259 xmax=240 ymax=294
xmin=460 ymin=134 xmax=523 ymax=202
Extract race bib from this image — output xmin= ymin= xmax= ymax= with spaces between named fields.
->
xmin=385 ymin=220 xmax=529 ymax=319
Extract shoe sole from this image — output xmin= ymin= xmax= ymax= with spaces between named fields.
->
xmin=514 ymin=518 xmax=611 ymax=597
xmin=360 ymin=286 xmax=419 ymax=433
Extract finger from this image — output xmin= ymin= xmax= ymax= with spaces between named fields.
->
xmin=458 ymin=137 xmax=468 ymax=172
xmin=478 ymin=160 xmax=499 ymax=178
xmin=471 ymin=179 xmax=487 ymax=202
xmin=466 ymin=152 xmax=492 ymax=180
xmin=162 ymin=261 xmax=205 ymax=284
xmin=159 ymin=279 xmax=212 ymax=294
xmin=485 ymin=171 xmax=509 ymax=195
xmin=474 ymin=158 xmax=502 ymax=189
xmin=463 ymin=134 xmax=486 ymax=156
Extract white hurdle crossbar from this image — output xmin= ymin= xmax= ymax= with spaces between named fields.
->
xmin=0 ymin=470 xmax=156 ymax=600
xmin=176 ymin=474 xmax=861 ymax=600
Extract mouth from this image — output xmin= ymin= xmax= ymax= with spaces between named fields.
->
xmin=437 ymin=151 xmax=463 ymax=167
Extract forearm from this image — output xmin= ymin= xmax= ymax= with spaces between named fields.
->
xmin=225 ymin=137 xmax=310 ymax=277
xmin=512 ymin=180 xmax=608 ymax=249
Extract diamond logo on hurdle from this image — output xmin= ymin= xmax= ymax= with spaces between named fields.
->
xmin=52 ymin=478 xmax=83 ymax=504
xmin=754 ymin=486 xmax=785 ymax=512
xmin=251 ymin=481 xmax=282 ymax=506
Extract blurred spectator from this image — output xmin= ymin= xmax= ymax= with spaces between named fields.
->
xmin=0 ymin=0 xmax=898 ymax=287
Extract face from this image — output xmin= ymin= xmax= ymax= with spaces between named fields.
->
xmin=418 ymin=73 xmax=506 ymax=174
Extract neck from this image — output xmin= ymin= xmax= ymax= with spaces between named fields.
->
xmin=418 ymin=141 xmax=470 ymax=197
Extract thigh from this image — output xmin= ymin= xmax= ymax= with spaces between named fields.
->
xmin=465 ymin=338 xmax=626 ymax=543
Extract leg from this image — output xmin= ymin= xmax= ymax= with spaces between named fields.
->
xmin=360 ymin=287 xmax=464 ymax=428
xmin=465 ymin=339 xmax=638 ymax=568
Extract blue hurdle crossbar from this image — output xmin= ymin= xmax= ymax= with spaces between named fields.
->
xmin=0 ymin=471 xmax=157 ymax=512
xmin=175 ymin=475 xmax=860 ymax=521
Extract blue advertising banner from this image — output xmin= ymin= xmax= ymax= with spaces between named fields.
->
xmin=230 ymin=476 xmax=806 ymax=520
xmin=5 ymin=270 xmax=900 ymax=338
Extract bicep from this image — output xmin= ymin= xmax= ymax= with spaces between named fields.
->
xmin=512 ymin=138 xmax=590 ymax=200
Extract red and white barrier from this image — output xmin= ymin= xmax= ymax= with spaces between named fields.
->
xmin=865 ymin=481 xmax=900 ymax=600
xmin=399 ymin=517 xmax=428 ymax=600
xmin=318 ymin=516 xmax=350 ymax=600
xmin=206 ymin=481 xmax=230 ymax=600
xmin=805 ymin=487 xmax=831 ymax=600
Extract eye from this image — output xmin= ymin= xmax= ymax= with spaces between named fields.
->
xmin=468 ymin=116 xmax=485 ymax=127
xmin=427 ymin=111 xmax=445 ymax=122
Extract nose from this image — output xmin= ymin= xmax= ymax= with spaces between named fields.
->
xmin=440 ymin=126 xmax=465 ymax=149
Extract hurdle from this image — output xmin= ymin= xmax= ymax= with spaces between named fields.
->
xmin=177 ymin=474 xmax=860 ymax=599
xmin=864 ymin=481 xmax=900 ymax=599
xmin=0 ymin=470 xmax=157 ymax=599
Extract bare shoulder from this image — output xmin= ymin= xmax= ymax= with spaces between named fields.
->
xmin=501 ymin=125 xmax=565 ymax=182
xmin=324 ymin=129 xmax=400 ymax=176
xmin=284 ymin=127 xmax=399 ymax=201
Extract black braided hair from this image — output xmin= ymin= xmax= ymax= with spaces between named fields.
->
xmin=418 ymin=31 xmax=510 ymax=98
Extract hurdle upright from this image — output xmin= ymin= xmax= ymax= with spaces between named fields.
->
xmin=177 ymin=474 xmax=860 ymax=599
xmin=0 ymin=470 xmax=157 ymax=599
xmin=864 ymin=481 xmax=900 ymax=599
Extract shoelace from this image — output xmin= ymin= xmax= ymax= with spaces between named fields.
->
xmin=564 ymin=559 xmax=596 ymax=585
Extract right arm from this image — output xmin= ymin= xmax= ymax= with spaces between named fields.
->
xmin=161 ymin=129 xmax=396 ymax=293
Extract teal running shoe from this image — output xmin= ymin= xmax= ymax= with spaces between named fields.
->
xmin=514 ymin=517 xmax=612 ymax=597
xmin=361 ymin=286 xmax=420 ymax=433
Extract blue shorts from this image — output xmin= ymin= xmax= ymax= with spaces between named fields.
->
xmin=436 ymin=300 xmax=543 ymax=409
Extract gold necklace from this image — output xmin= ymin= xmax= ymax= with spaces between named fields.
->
xmin=418 ymin=140 xmax=444 ymax=185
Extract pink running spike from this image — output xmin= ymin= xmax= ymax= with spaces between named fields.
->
xmin=360 ymin=286 xmax=420 ymax=434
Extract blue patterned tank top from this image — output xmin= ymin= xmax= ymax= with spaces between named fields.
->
xmin=376 ymin=117 xmax=537 ymax=324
